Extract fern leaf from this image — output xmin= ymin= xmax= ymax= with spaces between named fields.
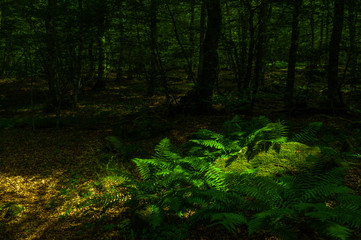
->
xmin=324 ymin=222 xmax=352 ymax=240
xmin=133 ymin=158 xmax=152 ymax=180
xmin=194 ymin=129 xmax=224 ymax=140
xmin=190 ymin=139 xmax=225 ymax=151
xmin=290 ymin=122 xmax=322 ymax=143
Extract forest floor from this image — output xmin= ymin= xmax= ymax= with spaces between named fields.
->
xmin=1 ymin=69 xmax=361 ymax=239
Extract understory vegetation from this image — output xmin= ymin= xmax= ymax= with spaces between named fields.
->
xmin=76 ymin=116 xmax=361 ymax=240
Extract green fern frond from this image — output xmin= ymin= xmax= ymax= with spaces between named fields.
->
xmin=194 ymin=129 xmax=224 ymax=140
xmin=290 ymin=121 xmax=323 ymax=143
xmin=190 ymin=139 xmax=226 ymax=151
xmin=204 ymin=165 xmax=226 ymax=190
xmin=331 ymin=207 xmax=361 ymax=228
xmin=133 ymin=158 xmax=152 ymax=180
xmin=323 ymin=221 xmax=352 ymax=240
xmin=301 ymin=185 xmax=351 ymax=202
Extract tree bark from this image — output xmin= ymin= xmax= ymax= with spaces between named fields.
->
xmin=189 ymin=0 xmax=195 ymax=80
xmin=327 ymin=0 xmax=345 ymax=107
xmin=197 ymin=0 xmax=206 ymax=82
xmin=194 ymin=0 xmax=221 ymax=108
xmin=93 ymin=2 xmax=107 ymax=90
xmin=244 ymin=6 xmax=255 ymax=89
xmin=285 ymin=0 xmax=302 ymax=107
xmin=347 ymin=0 xmax=357 ymax=81
xmin=253 ymin=2 xmax=270 ymax=98
xmin=182 ymin=0 xmax=221 ymax=112
xmin=147 ymin=0 xmax=158 ymax=96
xmin=45 ymin=0 xmax=58 ymax=101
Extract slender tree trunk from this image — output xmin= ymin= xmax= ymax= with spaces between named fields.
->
xmin=116 ymin=3 xmax=124 ymax=82
xmin=147 ymin=0 xmax=158 ymax=96
xmin=319 ymin=10 xmax=324 ymax=62
xmin=325 ymin=0 xmax=330 ymax=49
xmin=197 ymin=1 xmax=206 ymax=81
xmin=45 ymin=0 xmax=61 ymax=128
xmin=189 ymin=0 xmax=195 ymax=79
xmin=73 ymin=0 xmax=84 ymax=107
xmin=86 ymin=42 xmax=95 ymax=84
xmin=347 ymin=0 xmax=357 ymax=81
xmin=285 ymin=0 xmax=302 ymax=107
xmin=0 ymin=4 xmax=6 ymax=78
xmin=238 ymin=5 xmax=247 ymax=91
xmin=45 ymin=0 xmax=57 ymax=100
xmin=93 ymin=3 xmax=107 ymax=90
xmin=309 ymin=0 xmax=316 ymax=69
xmin=327 ymin=0 xmax=345 ymax=107
xmin=244 ymin=8 xmax=255 ymax=89
xmin=253 ymin=2 xmax=270 ymax=98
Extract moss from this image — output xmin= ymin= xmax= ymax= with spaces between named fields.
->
xmin=214 ymin=142 xmax=321 ymax=176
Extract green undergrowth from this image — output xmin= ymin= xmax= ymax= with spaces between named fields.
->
xmin=76 ymin=116 xmax=361 ymax=240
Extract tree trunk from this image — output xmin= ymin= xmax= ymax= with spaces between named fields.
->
xmin=93 ymin=2 xmax=107 ymax=90
xmin=244 ymin=7 xmax=255 ymax=89
xmin=347 ymin=0 xmax=357 ymax=81
xmin=189 ymin=0 xmax=195 ymax=80
xmin=285 ymin=0 xmax=302 ymax=107
xmin=45 ymin=0 xmax=61 ymax=127
xmin=253 ymin=2 xmax=270 ymax=99
xmin=147 ymin=0 xmax=158 ymax=96
xmin=193 ymin=0 xmax=221 ymax=109
xmin=197 ymin=1 xmax=206 ymax=82
xmin=116 ymin=2 xmax=124 ymax=82
xmin=309 ymin=0 xmax=316 ymax=69
xmin=45 ymin=0 xmax=58 ymax=99
xmin=181 ymin=0 xmax=221 ymax=112
xmin=237 ymin=5 xmax=247 ymax=91
xmin=327 ymin=0 xmax=345 ymax=108
xmin=73 ymin=0 xmax=84 ymax=107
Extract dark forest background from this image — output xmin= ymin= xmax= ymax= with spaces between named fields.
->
xmin=0 ymin=0 xmax=360 ymax=115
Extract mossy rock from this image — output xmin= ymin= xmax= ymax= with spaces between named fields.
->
xmin=214 ymin=142 xmax=321 ymax=176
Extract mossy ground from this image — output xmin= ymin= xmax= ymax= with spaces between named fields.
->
xmin=215 ymin=142 xmax=321 ymax=176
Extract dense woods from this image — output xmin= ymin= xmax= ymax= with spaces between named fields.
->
xmin=1 ymin=0 xmax=361 ymax=239
xmin=1 ymin=0 xmax=360 ymax=112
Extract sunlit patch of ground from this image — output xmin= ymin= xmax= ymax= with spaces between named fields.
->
xmin=0 ymin=127 xmax=109 ymax=240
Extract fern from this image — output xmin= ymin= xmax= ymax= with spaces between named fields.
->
xmin=190 ymin=116 xmax=288 ymax=162
xmin=290 ymin=121 xmax=323 ymax=143
xmin=238 ymin=163 xmax=361 ymax=239
xmin=78 ymin=117 xmax=361 ymax=240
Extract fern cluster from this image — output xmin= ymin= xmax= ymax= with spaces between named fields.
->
xmin=227 ymin=163 xmax=361 ymax=240
xmin=189 ymin=115 xmax=288 ymax=161
xmin=78 ymin=116 xmax=361 ymax=240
